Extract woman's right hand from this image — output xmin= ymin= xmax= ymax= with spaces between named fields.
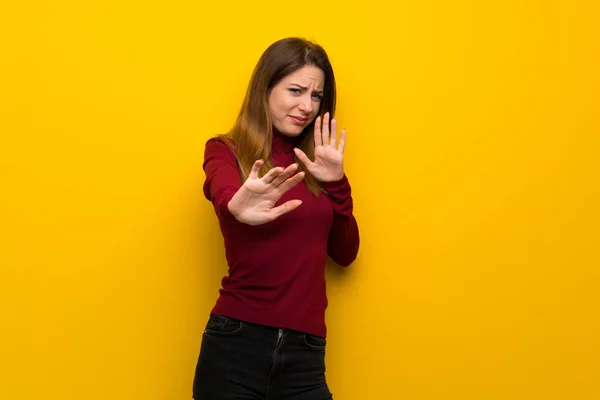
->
xmin=227 ymin=160 xmax=305 ymax=225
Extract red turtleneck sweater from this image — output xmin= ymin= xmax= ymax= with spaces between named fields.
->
xmin=202 ymin=131 xmax=359 ymax=337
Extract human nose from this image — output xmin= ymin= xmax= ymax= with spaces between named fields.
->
xmin=298 ymin=94 xmax=313 ymax=113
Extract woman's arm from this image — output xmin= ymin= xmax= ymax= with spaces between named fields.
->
xmin=202 ymin=138 xmax=242 ymax=222
xmin=322 ymin=175 xmax=360 ymax=267
xmin=203 ymin=138 xmax=305 ymax=225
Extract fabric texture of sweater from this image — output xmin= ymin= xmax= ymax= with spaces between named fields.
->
xmin=202 ymin=130 xmax=359 ymax=337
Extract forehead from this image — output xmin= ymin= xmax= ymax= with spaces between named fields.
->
xmin=280 ymin=65 xmax=324 ymax=88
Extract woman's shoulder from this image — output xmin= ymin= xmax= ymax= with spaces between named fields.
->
xmin=206 ymin=134 xmax=236 ymax=147
xmin=205 ymin=134 xmax=237 ymax=154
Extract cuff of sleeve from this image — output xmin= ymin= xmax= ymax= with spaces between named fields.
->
xmin=215 ymin=187 xmax=241 ymax=224
xmin=321 ymin=174 xmax=351 ymax=200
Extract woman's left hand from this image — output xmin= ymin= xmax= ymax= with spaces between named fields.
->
xmin=294 ymin=112 xmax=346 ymax=182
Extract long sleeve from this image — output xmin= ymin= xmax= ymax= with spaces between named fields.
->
xmin=203 ymin=132 xmax=357 ymax=337
xmin=202 ymin=138 xmax=242 ymax=223
xmin=321 ymin=174 xmax=360 ymax=267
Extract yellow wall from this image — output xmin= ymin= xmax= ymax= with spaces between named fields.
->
xmin=2 ymin=1 xmax=599 ymax=399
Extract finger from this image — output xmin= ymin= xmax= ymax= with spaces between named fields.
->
xmin=314 ymin=116 xmax=322 ymax=147
xmin=322 ymin=112 xmax=330 ymax=145
xmin=330 ymin=118 xmax=337 ymax=147
xmin=338 ymin=129 xmax=347 ymax=153
xmin=268 ymin=199 xmax=303 ymax=221
xmin=261 ymin=166 xmax=285 ymax=184
xmin=271 ymin=163 xmax=298 ymax=187
xmin=293 ymin=148 xmax=314 ymax=169
xmin=249 ymin=159 xmax=264 ymax=179
xmin=276 ymin=171 xmax=305 ymax=195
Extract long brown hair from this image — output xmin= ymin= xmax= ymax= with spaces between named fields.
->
xmin=220 ymin=37 xmax=336 ymax=195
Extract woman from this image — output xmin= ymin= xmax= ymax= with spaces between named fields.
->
xmin=193 ymin=37 xmax=359 ymax=400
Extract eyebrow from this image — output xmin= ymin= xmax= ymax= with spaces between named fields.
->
xmin=290 ymin=83 xmax=324 ymax=94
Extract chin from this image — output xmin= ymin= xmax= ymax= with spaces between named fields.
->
xmin=279 ymin=124 xmax=304 ymax=137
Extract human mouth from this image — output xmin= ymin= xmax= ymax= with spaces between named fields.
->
xmin=289 ymin=116 xmax=307 ymax=125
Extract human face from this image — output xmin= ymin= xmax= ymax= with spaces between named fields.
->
xmin=267 ymin=65 xmax=325 ymax=137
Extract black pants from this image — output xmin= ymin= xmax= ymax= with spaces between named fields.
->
xmin=193 ymin=315 xmax=333 ymax=399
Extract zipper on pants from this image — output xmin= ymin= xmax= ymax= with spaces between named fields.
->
xmin=269 ymin=328 xmax=284 ymax=378
xmin=275 ymin=329 xmax=283 ymax=349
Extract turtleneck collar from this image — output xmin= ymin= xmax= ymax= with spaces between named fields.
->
xmin=272 ymin=126 xmax=301 ymax=154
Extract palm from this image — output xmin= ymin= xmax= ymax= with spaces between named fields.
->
xmin=228 ymin=161 xmax=305 ymax=226
xmin=294 ymin=112 xmax=346 ymax=182
xmin=311 ymin=145 xmax=344 ymax=181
